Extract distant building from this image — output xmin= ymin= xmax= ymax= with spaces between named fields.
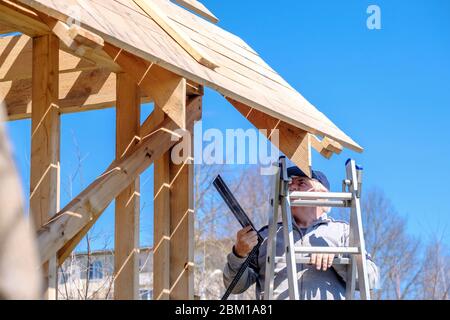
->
xmin=58 ymin=247 xmax=152 ymax=300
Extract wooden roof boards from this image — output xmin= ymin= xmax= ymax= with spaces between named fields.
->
xmin=14 ymin=0 xmax=363 ymax=152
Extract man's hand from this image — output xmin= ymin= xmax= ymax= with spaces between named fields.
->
xmin=234 ymin=226 xmax=258 ymax=258
xmin=310 ymin=253 xmax=335 ymax=271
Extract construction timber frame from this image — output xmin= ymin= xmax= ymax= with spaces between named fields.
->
xmin=0 ymin=0 xmax=361 ymax=300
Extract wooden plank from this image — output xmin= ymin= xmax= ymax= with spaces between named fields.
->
xmin=133 ymin=0 xmax=217 ymax=69
xmin=52 ymin=96 xmax=201 ymax=269
xmin=229 ymin=98 xmax=312 ymax=177
xmin=172 ymin=0 xmax=219 ymax=24
xmin=1 ymin=69 xmax=151 ymax=121
xmin=30 ymin=33 xmax=59 ymax=300
xmin=114 ymin=72 xmax=140 ymax=300
xmin=105 ymin=43 xmax=186 ymax=129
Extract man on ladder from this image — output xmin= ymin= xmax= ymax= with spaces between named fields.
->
xmin=222 ymin=158 xmax=380 ymax=300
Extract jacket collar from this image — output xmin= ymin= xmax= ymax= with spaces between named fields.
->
xmin=293 ymin=212 xmax=331 ymax=231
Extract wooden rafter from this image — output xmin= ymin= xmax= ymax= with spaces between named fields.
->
xmin=229 ymin=98 xmax=312 ymax=177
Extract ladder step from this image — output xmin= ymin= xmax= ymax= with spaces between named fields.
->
xmin=294 ymin=247 xmax=359 ymax=254
xmin=289 ymin=192 xmax=353 ymax=201
xmin=275 ymin=256 xmax=351 ymax=265
xmin=290 ymin=200 xmax=350 ymax=208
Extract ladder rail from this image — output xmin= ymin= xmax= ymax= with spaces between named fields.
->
xmin=263 ymin=167 xmax=281 ymax=300
xmin=346 ymin=160 xmax=371 ymax=300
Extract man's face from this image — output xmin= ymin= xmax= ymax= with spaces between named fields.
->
xmin=289 ymin=176 xmax=316 ymax=193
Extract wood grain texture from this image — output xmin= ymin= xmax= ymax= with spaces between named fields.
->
xmin=114 ymin=72 xmax=140 ymax=300
xmin=16 ymin=0 xmax=363 ymax=152
xmin=153 ymin=141 xmax=171 ymax=300
xmin=30 ymin=34 xmax=59 ymax=299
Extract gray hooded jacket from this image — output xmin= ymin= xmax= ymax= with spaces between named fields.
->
xmin=223 ymin=213 xmax=380 ymax=300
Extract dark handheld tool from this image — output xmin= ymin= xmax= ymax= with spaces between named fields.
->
xmin=213 ymin=175 xmax=264 ymax=300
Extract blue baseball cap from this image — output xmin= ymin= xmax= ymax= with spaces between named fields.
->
xmin=287 ymin=166 xmax=330 ymax=191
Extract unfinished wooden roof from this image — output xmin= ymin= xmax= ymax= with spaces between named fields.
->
xmin=15 ymin=0 xmax=362 ymax=152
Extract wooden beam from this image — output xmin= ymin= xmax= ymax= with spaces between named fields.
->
xmin=153 ymin=114 xmax=171 ymax=299
xmin=1 ymin=69 xmax=151 ymax=121
xmin=322 ymin=137 xmax=343 ymax=154
xmin=104 ymin=43 xmax=187 ymax=129
xmin=42 ymin=96 xmax=201 ymax=267
xmin=169 ymin=96 xmax=198 ymax=300
xmin=0 ymin=0 xmax=49 ymax=37
xmin=0 ymin=35 xmax=99 ymax=82
xmin=114 ymin=72 xmax=140 ymax=300
xmin=172 ymin=0 xmax=219 ymax=24
xmin=228 ymin=98 xmax=311 ymax=177
xmin=0 ymin=21 xmax=16 ymax=34
xmin=30 ymin=33 xmax=59 ymax=300
xmin=133 ymin=0 xmax=217 ymax=69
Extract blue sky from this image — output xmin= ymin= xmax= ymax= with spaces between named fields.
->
xmin=5 ymin=0 xmax=450 ymax=249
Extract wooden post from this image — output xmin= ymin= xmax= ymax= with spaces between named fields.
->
xmin=153 ymin=108 xmax=171 ymax=300
xmin=153 ymin=95 xmax=200 ymax=300
xmin=30 ymin=34 xmax=60 ymax=299
xmin=153 ymin=96 xmax=200 ymax=300
xmin=114 ymin=72 xmax=140 ymax=300
xmin=169 ymin=123 xmax=195 ymax=300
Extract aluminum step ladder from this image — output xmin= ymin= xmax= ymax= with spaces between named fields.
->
xmin=263 ymin=156 xmax=371 ymax=300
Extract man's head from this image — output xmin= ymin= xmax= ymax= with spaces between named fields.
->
xmin=287 ymin=166 xmax=330 ymax=191
xmin=287 ymin=166 xmax=331 ymax=222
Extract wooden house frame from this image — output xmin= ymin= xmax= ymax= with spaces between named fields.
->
xmin=0 ymin=0 xmax=362 ymax=300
